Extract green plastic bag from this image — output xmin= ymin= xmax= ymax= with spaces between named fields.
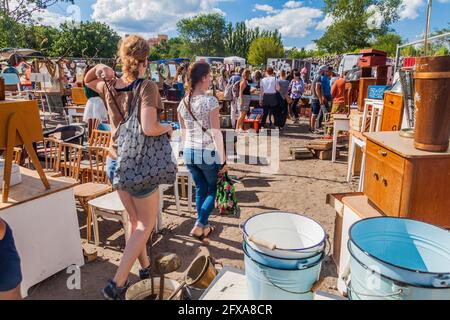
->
xmin=216 ymin=173 xmax=240 ymax=217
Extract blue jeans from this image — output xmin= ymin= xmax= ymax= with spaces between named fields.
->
xmin=184 ymin=149 xmax=220 ymax=228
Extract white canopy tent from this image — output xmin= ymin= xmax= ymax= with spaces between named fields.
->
xmin=224 ymin=56 xmax=246 ymax=66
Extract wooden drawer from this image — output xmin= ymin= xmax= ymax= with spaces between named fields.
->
xmin=364 ymin=152 xmax=404 ymax=217
xmin=366 ymin=140 xmax=405 ymax=173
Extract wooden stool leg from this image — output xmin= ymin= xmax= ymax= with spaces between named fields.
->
xmin=85 ymin=201 xmax=92 ymax=242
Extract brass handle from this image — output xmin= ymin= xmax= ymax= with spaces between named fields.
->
xmin=389 ymin=100 xmax=394 ymax=105
xmin=373 ymin=173 xmax=380 ymax=181
xmin=382 ymin=178 xmax=388 ymax=187
xmin=378 ymin=150 xmax=388 ymax=157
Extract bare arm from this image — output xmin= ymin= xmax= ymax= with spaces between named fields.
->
xmin=0 ymin=219 xmax=6 ymax=241
xmin=239 ymin=80 xmax=246 ymax=100
xmin=210 ymin=108 xmax=226 ymax=165
xmin=178 ymin=112 xmax=186 ymax=150
xmin=315 ymin=82 xmax=323 ymax=103
xmin=84 ymin=64 xmax=115 ymax=94
xmin=141 ymin=107 xmax=172 ymax=137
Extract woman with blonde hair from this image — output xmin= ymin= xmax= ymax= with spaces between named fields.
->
xmin=236 ymin=69 xmax=252 ymax=132
xmin=85 ymin=35 xmax=175 ymax=300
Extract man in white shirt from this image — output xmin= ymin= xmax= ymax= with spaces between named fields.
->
xmin=259 ymin=67 xmax=278 ymax=128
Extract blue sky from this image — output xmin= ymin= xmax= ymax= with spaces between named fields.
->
xmin=42 ymin=0 xmax=450 ymax=50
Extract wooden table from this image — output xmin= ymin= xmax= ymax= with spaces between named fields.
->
xmin=0 ymin=168 xmax=84 ymax=297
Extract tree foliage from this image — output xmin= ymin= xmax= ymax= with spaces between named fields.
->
xmin=50 ymin=21 xmax=120 ymax=58
xmin=149 ymin=37 xmax=186 ymax=61
xmin=0 ymin=0 xmax=74 ymax=23
xmin=316 ymin=0 xmax=401 ymax=54
xmin=247 ymin=37 xmax=285 ymax=66
xmin=224 ymin=21 xmax=282 ymax=59
xmin=177 ymin=13 xmax=226 ymax=57
xmin=370 ymin=33 xmax=402 ymax=56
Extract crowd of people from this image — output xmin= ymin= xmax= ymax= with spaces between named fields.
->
xmin=220 ymin=64 xmax=348 ymax=136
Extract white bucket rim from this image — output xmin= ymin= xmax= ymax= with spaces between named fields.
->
xmin=242 ymin=211 xmax=327 ymax=252
xmin=349 ymin=217 xmax=450 ymax=276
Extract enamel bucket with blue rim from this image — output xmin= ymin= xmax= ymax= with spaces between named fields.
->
xmin=241 ymin=212 xmax=327 ymax=300
xmin=243 ymin=243 xmax=325 ymax=300
xmin=348 ymin=217 xmax=450 ymax=300
xmin=242 ymin=212 xmax=327 ymax=259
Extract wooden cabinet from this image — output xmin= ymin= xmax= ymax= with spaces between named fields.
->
xmin=364 ymin=132 xmax=450 ymax=228
xmin=381 ymin=92 xmax=404 ymax=131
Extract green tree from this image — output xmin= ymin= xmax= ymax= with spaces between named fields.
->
xmin=316 ymin=0 xmax=401 ymax=54
xmin=0 ymin=12 xmax=24 ymax=48
xmin=0 ymin=0 xmax=75 ymax=23
xmin=370 ymin=33 xmax=402 ymax=56
xmin=149 ymin=37 xmax=188 ymax=61
xmin=177 ymin=13 xmax=226 ymax=57
xmin=51 ymin=21 xmax=120 ymax=58
xmin=224 ymin=22 xmax=283 ymax=59
xmin=247 ymin=37 xmax=285 ymax=66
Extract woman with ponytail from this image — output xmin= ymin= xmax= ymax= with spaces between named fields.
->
xmin=178 ymin=62 xmax=228 ymax=242
xmin=85 ymin=35 xmax=173 ymax=300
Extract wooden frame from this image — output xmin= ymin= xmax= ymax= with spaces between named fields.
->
xmin=0 ymin=100 xmax=50 ymax=202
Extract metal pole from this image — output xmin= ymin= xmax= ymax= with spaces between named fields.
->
xmin=424 ymin=0 xmax=433 ymax=56
xmin=394 ymin=44 xmax=401 ymax=72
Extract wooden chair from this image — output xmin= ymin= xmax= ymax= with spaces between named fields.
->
xmin=73 ymin=146 xmax=112 ymax=242
xmin=13 ymin=147 xmax=22 ymax=165
xmin=41 ymin=138 xmax=62 ymax=175
xmin=59 ymin=142 xmax=83 ymax=181
xmin=58 ymin=143 xmax=111 ymax=242
xmin=79 ymin=130 xmax=112 ymax=183
xmin=89 ymin=129 xmax=112 ymax=148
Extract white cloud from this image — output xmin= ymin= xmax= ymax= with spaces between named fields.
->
xmin=91 ymin=0 xmax=223 ymax=35
xmin=396 ymin=0 xmax=450 ymax=21
xmin=284 ymin=1 xmax=303 ymax=8
xmin=246 ymin=7 xmax=323 ymax=38
xmin=398 ymin=0 xmax=426 ymax=20
xmin=315 ymin=13 xmax=334 ymax=31
xmin=6 ymin=0 xmax=80 ymax=27
xmin=366 ymin=4 xmax=384 ymax=30
xmin=305 ymin=43 xmax=317 ymax=51
xmin=254 ymin=4 xmax=275 ymax=12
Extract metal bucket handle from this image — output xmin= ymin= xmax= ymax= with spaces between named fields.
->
xmin=347 ymin=281 xmax=404 ymax=299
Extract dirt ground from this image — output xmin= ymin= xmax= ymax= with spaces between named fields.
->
xmin=27 ymin=118 xmax=356 ymax=300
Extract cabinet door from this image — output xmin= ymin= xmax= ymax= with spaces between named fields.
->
xmin=364 ymin=152 xmax=383 ymax=208
xmin=376 ymin=160 xmax=403 ymax=217
xmin=381 ymin=93 xmax=403 ymax=131
xmin=364 ymin=145 xmax=404 ymax=217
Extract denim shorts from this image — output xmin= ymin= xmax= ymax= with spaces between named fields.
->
xmin=106 ymin=157 xmax=158 ymax=199
xmin=0 ymin=223 xmax=22 ymax=292
xmin=312 ymin=99 xmax=321 ymax=116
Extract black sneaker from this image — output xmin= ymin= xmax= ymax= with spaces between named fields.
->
xmin=139 ymin=266 xmax=152 ymax=280
xmin=101 ymin=279 xmax=130 ymax=300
